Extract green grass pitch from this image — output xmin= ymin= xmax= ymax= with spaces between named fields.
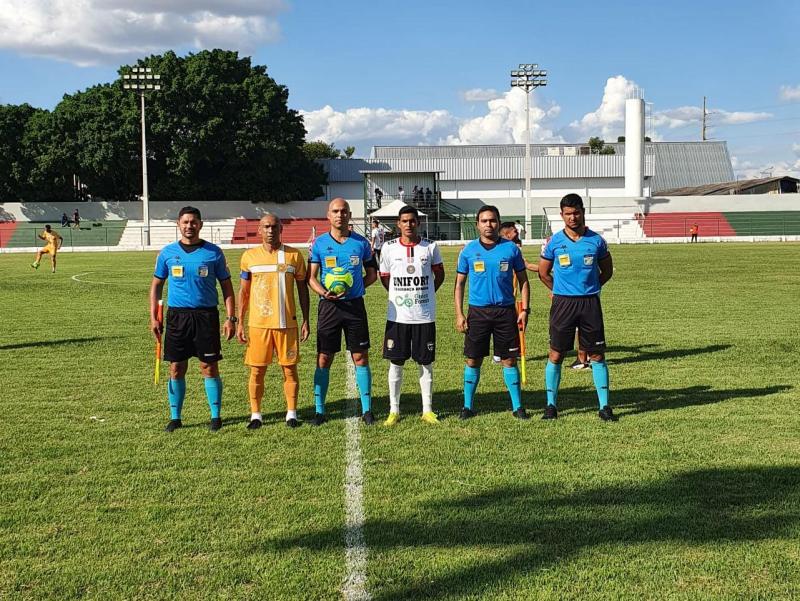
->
xmin=1 ymin=243 xmax=799 ymax=600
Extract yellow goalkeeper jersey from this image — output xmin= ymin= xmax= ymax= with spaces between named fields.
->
xmin=240 ymin=244 xmax=306 ymax=329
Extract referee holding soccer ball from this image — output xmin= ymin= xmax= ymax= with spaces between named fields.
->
xmin=307 ymin=198 xmax=378 ymax=426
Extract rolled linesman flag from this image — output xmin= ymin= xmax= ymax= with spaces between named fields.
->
xmin=154 ymin=300 xmax=164 ymax=385
xmin=517 ymin=301 xmax=527 ymax=385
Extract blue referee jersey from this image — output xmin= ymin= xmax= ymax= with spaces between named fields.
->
xmin=457 ymin=238 xmax=525 ymax=307
xmin=541 ymin=229 xmax=610 ymax=296
xmin=154 ymin=241 xmax=231 ymax=308
xmin=309 ymin=232 xmax=374 ymax=300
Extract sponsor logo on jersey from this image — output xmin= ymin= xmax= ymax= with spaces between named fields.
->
xmin=406 ymin=265 xmax=415 ymax=274
xmin=350 ymin=255 xmax=360 ymax=266
xmin=583 ymin=255 xmax=594 ymax=266
xmin=324 ymin=256 xmax=336 ymax=268
xmin=558 ymin=254 xmax=571 ymax=267
xmin=198 ymin=264 xmax=209 ymax=277
xmin=171 ymin=265 xmax=184 ymax=278
xmin=499 ymin=261 xmax=509 ymax=272
xmin=473 ymin=260 xmax=485 ymax=273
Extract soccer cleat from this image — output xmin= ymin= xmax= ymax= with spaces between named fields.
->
xmin=310 ymin=412 xmax=327 ymax=427
xmin=362 ymin=411 xmax=375 ymax=426
xmin=164 ymin=419 xmax=182 ymax=432
xmin=542 ymin=405 xmax=558 ymax=420
xmin=31 ymin=262 xmax=39 ymax=269
xmin=459 ymin=407 xmax=476 ymax=420
xmin=286 ymin=418 xmax=299 ymax=428
xmin=421 ymin=411 xmax=440 ymax=425
xmin=570 ymin=358 xmax=590 ymax=370
xmin=209 ymin=417 xmax=223 ymax=432
xmin=247 ymin=419 xmax=263 ymax=430
xmin=598 ymin=406 xmax=618 ymax=422
xmin=512 ymin=408 xmax=530 ymax=420
xmin=384 ymin=412 xmax=400 ymax=427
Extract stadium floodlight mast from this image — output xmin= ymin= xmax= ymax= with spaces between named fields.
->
xmin=122 ymin=66 xmax=162 ymax=246
xmin=510 ymin=64 xmax=547 ymax=241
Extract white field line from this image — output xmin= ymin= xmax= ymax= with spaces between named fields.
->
xmin=71 ymin=271 xmax=112 ymax=284
xmin=342 ymin=357 xmax=370 ymax=601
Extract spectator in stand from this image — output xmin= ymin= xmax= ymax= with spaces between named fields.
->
xmin=425 ymin=187 xmax=433 ymax=207
xmin=398 ymin=186 xmax=405 ymax=202
xmin=371 ymin=219 xmax=385 ymax=262
xmin=690 ymin=223 xmax=699 ymax=243
xmin=72 ymin=209 xmax=80 ymax=229
xmin=374 ymin=186 xmax=383 ymax=208
xmin=411 ymin=186 xmax=419 ymax=203
xmin=61 ymin=213 xmax=69 ymax=228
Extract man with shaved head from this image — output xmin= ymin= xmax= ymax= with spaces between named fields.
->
xmin=308 ymin=198 xmax=378 ymax=425
xmin=237 ymin=213 xmax=310 ymax=428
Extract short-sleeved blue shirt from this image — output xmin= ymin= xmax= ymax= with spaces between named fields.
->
xmin=154 ymin=241 xmax=231 ymax=308
xmin=541 ymin=229 xmax=610 ymax=296
xmin=310 ymin=232 xmax=374 ymax=300
xmin=457 ymin=238 xmax=526 ymax=307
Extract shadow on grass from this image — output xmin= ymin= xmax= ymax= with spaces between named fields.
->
xmin=554 ymin=384 xmax=792 ymax=417
xmin=525 ymin=343 xmax=732 ymax=365
xmin=267 ymin=465 xmax=800 ymax=600
xmin=0 ymin=336 xmax=111 ymax=351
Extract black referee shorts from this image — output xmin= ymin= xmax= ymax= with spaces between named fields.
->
xmin=464 ymin=305 xmax=519 ymax=359
xmin=164 ymin=307 xmax=222 ymax=363
xmin=316 ymin=297 xmax=371 ymax=354
xmin=383 ymin=321 xmax=436 ymax=364
xmin=549 ymin=294 xmax=606 ymax=353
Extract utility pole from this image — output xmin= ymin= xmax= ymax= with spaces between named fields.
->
xmin=701 ymin=96 xmax=707 ymax=141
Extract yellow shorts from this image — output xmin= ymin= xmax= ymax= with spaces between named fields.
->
xmin=41 ymin=246 xmax=56 ymax=255
xmin=246 ymin=327 xmax=299 ymax=366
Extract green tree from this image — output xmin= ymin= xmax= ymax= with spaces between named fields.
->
xmin=29 ymin=49 xmax=325 ymax=203
xmin=304 ymin=140 xmax=342 ymax=160
xmin=588 ymin=136 xmax=605 ymax=154
xmin=343 ymin=146 xmax=356 ymax=158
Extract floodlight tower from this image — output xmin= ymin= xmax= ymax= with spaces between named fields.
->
xmin=122 ymin=66 xmax=162 ymax=246
xmin=510 ymin=64 xmax=547 ymax=240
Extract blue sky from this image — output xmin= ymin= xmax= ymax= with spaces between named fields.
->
xmin=0 ymin=0 xmax=798 ymax=177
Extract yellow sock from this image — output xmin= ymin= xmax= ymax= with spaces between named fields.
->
xmin=248 ymin=366 xmax=267 ymax=414
xmin=282 ymin=365 xmax=299 ymax=411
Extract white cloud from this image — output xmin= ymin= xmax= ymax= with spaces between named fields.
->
xmin=779 ymin=85 xmax=800 ymax=102
xmin=568 ymin=75 xmax=638 ymax=139
xmin=731 ymin=155 xmax=800 ymax=179
xmin=445 ymin=88 xmax=562 ymax=145
xmin=0 ymin=0 xmax=285 ymax=66
xmin=462 ymin=88 xmax=501 ymax=102
xmin=301 ymin=105 xmax=458 ymax=145
xmin=654 ymin=106 xmax=771 ymax=129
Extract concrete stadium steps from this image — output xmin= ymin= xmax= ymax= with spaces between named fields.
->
xmin=640 ymin=212 xmax=735 ymax=237
xmin=232 ymin=218 xmax=329 ymax=244
xmin=1 ymin=221 xmax=127 ymax=247
xmin=723 ymin=211 xmax=800 ymax=236
xmin=547 ymin=213 xmax=644 ymax=240
xmin=0 ymin=222 xmax=18 ymax=247
xmin=118 ymin=220 xmax=236 ymax=248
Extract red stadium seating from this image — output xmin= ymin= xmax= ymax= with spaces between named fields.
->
xmin=639 ymin=212 xmax=736 ymax=237
xmin=0 ymin=222 xmax=18 ymax=248
xmin=232 ymin=218 xmax=330 ymax=244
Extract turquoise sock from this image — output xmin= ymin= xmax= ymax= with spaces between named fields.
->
xmin=355 ymin=365 xmax=372 ymax=413
xmin=463 ymin=366 xmax=480 ymax=410
xmin=204 ymin=377 xmax=222 ymax=419
xmin=503 ymin=366 xmax=522 ymax=411
xmin=591 ymin=361 xmax=610 ymax=409
xmin=314 ymin=367 xmax=330 ymax=414
xmin=168 ymin=379 xmax=186 ymax=420
xmin=545 ymin=361 xmax=562 ymax=407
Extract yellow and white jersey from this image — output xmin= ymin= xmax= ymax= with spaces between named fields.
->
xmin=240 ymin=244 xmax=306 ymax=330
xmin=43 ymin=231 xmax=60 ymax=248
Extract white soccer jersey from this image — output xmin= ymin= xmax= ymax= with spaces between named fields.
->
xmin=379 ymin=237 xmax=443 ymax=324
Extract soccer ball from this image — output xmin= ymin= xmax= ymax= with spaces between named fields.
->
xmin=324 ymin=266 xmax=353 ymax=295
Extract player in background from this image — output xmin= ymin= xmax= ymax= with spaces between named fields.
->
xmin=379 ymin=205 xmax=445 ymax=425
xmin=537 ymin=193 xmax=616 ymax=421
xmin=150 ymin=206 xmax=236 ymax=432
xmin=31 ymin=225 xmax=63 ymax=273
xmin=370 ymin=218 xmax=385 ymax=262
xmin=454 ymin=206 xmax=531 ymax=420
xmin=238 ymin=214 xmax=310 ymax=429
xmin=307 ymin=198 xmax=378 ymax=426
